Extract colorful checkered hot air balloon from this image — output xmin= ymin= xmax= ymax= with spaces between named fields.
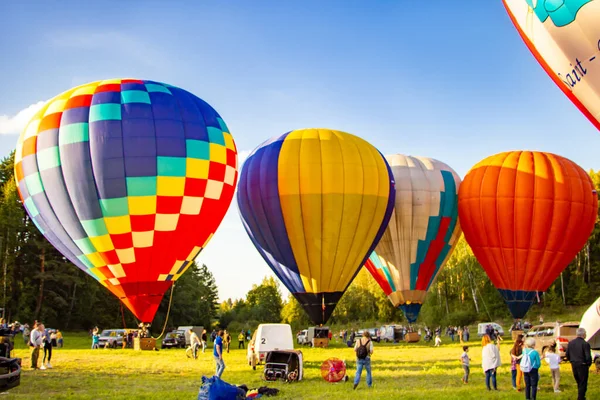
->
xmin=237 ymin=129 xmax=395 ymax=325
xmin=365 ymin=155 xmax=462 ymax=323
xmin=14 ymin=79 xmax=238 ymax=322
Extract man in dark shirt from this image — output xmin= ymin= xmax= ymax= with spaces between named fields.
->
xmin=566 ymin=328 xmax=592 ymax=400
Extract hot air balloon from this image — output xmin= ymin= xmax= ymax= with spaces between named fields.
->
xmin=14 ymin=79 xmax=238 ymax=322
xmin=458 ymin=151 xmax=597 ymax=319
xmin=237 ymin=129 xmax=395 ymax=325
xmin=503 ymin=0 xmax=600 ymax=131
xmin=364 ymin=155 xmax=462 ymax=323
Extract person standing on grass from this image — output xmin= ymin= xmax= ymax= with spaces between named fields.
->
xmin=460 ymin=346 xmax=470 ymax=384
xmin=42 ymin=327 xmax=53 ymax=369
xmin=30 ymin=323 xmax=44 ymax=370
xmin=544 ymin=343 xmax=561 ymax=393
xmin=521 ymin=337 xmax=541 ymax=400
xmin=238 ymin=331 xmax=245 ymax=349
xmin=481 ymin=334 xmax=501 ymax=391
xmin=353 ymin=330 xmax=374 ymax=390
xmin=566 ymin=328 xmax=592 ymax=400
xmin=511 ymin=334 xmax=525 ymax=391
xmin=201 ymin=329 xmax=208 ymax=353
xmin=214 ymin=330 xmax=225 ymax=378
xmin=56 ymin=329 xmax=63 ymax=348
xmin=224 ymin=330 xmax=231 ymax=353
xmin=187 ymin=329 xmax=201 ymax=359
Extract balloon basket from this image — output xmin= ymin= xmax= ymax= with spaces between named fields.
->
xmin=312 ymin=338 xmax=329 ymax=348
xmin=134 ymin=337 xmax=156 ymax=351
xmin=404 ymin=332 xmax=420 ymax=343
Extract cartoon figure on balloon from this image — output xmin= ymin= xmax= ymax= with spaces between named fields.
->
xmin=525 ymin=0 xmax=593 ymax=27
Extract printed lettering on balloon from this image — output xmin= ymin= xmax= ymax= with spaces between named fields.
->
xmin=557 ymin=39 xmax=599 ymax=90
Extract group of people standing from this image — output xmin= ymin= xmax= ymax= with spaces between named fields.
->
xmin=479 ymin=328 xmax=592 ymax=400
xmin=29 ymin=321 xmax=61 ymax=370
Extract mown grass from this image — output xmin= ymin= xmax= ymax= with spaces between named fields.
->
xmin=6 ymin=333 xmax=599 ymax=399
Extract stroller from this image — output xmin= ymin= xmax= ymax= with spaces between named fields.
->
xmin=0 ymin=329 xmax=20 ymax=392
xmin=263 ymin=350 xmax=303 ymax=382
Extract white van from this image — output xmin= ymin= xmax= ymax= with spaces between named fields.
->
xmin=477 ymin=323 xmax=505 ymax=337
xmin=247 ymin=324 xmax=293 ymax=369
xmin=177 ymin=326 xmax=203 ymax=346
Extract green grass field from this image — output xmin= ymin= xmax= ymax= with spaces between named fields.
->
xmin=6 ymin=333 xmax=599 ymax=399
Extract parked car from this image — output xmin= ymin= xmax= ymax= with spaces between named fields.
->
xmin=477 ymin=323 xmax=504 ymax=338
xmin=97 ymin=329 xmax=126 ymax=348
xmin=356 ymin=328 xmax=380 ymax=342
xmin=247 ymin=324 xmax=293 ymax=370
xmin=161 ymin=330 xmax=186 ymax=349
xmin=526 ymin=321 xmax=579 ymax=358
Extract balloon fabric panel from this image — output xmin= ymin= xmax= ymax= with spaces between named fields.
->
xmin=14 ymin=79 xmax=238 ymax=322
xmin=458 ymin=151 xmax=597 ymax=318
xmin=238 ymin=128 xmax=395 ymax=325
xmin=370 ymin=155 xmax=462 ymax=323
xmin=503 ymin=0 xmax=600 ymax=131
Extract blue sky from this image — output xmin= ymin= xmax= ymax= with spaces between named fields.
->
xmin=1 ymin=1 xmax=599 ymax=302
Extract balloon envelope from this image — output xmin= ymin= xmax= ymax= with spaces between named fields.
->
xmin=365 ymin=155 xmax=462 ymax=323
xmin=503 ymin=0 xmax=600 ymax=131
xmin=14 ymin=79 xmax=238 ymax=322
xmin=458 ymin=151 xmax=597 ymax=318
xmin=237 ymin=129 xmax=395 ymax=325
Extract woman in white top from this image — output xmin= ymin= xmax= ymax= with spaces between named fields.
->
xmin=481 ymin=334 xmax=501 ymax=390
xmin=544 ymin=343 xmax=561 ymax=393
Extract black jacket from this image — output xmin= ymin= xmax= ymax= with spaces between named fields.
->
xmin=566 ymin=337 xmax=592 ymax=366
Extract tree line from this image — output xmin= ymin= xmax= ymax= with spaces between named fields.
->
xmin=2 ymin=150 xmax=599 ymax=333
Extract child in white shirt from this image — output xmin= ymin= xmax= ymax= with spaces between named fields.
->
xmin=544 ymin=344 xmax=561 ymax=393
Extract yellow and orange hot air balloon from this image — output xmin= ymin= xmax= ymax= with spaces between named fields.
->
xmin=458 ymin=151 xmax=597 ymax=318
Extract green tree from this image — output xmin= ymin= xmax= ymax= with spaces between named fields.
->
xmin=246 ymin=276 xmax=283 ymax=323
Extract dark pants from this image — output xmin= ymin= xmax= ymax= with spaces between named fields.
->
xmin=30 ymin=346 xmax=40 ymax=368
xmin=485 ymin=368 xmax=496 ymax=390
xmin=572 ymin=364 xmax=589 ymax=400
xmin=524 ymin=368 xmax=539 ymax=400
xmin=43 ymin=342 xmax=52 ymax=364
xmin=238 ymin=341 xmax=244 ymax=349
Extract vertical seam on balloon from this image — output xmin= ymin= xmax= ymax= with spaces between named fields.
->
xmin=162 ymin=86 xmax=190 ymax=289
xmin=262 ymin=133 xmax=297 ymax=288
xmin=318 ymin=129 xmax=324 ymax=293
xmin=534 ymin=152 xmax=556 ymax=290
xmin=505 ymin=151 xmax=518 ymax=292
xmin=522 ymin=151 xmax=536 ymax=293
xmin=26 ymin=90 xmax=90 ymax=275
xmin=475 ymin=156 xmax=499 ymax=289
xmin=295 ymin=131 xmax=312 ymax=293
xmin=325 ymin=129 xmax=344 ymax=293
xmin=398 ymin=156 xmax=411 ymax=298
xmin=553 ymin=155 xmax=575 ymax=288
xmin=330 ymin=132 xmax=363 ymax=293
xmin=55 ymin=83 xmax=108 ymax=277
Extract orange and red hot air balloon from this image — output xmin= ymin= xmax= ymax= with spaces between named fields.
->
xmin=458 ymin=151 xmax=597 ymax=319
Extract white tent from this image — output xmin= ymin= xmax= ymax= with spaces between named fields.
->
xmin=580 ymin=296 xmax=600 ymax=350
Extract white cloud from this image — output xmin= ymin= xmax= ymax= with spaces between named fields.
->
xmin=0 ymin=101 xmax=46 ymax=135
